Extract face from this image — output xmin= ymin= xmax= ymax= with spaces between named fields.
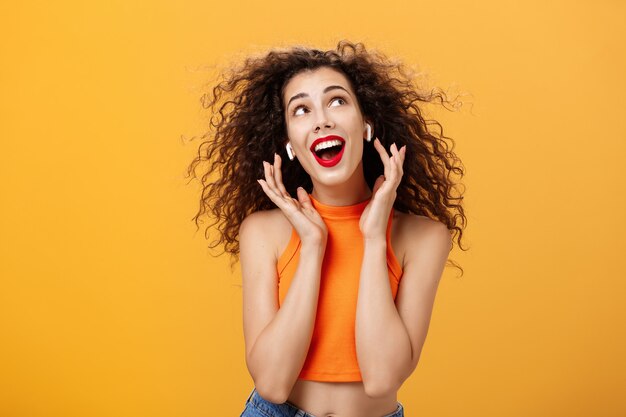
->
xmin=282 ymin=66 xmax=369 ymax=186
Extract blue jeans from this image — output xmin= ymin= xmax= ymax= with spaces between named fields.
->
xmin=240 ymin=387 xmax=405 ymax=417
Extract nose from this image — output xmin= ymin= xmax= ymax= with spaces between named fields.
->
xmin=313 ymin=111 xmax=335 ymax=133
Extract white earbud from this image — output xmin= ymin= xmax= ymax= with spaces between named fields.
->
xmin=365 ymin=123 xmax=372 ymax=142
xmin=286 ymin=142 xmax=295 ymax=161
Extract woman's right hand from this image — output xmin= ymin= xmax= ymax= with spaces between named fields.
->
xmin=257 ymin=153 xmax=328 ymax=246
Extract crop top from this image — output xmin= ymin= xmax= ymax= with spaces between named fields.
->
xmin=276 ymin=193 xmax=404 ymax=382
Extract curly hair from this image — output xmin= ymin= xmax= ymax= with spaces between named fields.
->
xmin=185 ymin=40 xmax=469 ymax=276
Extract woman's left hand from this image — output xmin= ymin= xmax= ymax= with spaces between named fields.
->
xmin=359 ymin=138 xmax=407 ymax=240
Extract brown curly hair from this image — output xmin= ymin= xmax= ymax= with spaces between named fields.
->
xmin=185 ymin=40 xmax=469 ymax=276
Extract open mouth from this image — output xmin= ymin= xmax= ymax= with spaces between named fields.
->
xmin=310 ymin=138 xmax=345 ymax=168
xmin=314 ymin=142 xmax=344 ymax=160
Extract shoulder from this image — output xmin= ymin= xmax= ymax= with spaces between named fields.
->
xmin=394 ymin=211 xmax=449 ymax=236
xmin=393 ymin=211 xmax=451 ymax=267
xmin=240 ymin=208 xmax=292 ymax=262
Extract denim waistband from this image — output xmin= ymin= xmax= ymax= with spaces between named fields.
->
xmin=244 ymin=387 xmax=404 ymax=417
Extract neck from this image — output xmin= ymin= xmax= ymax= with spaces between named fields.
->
xmin=310 ymin=163 xmax=372 ymax=206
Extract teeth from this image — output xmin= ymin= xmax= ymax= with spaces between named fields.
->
xmin=314 ymin=139 xmax=343 ymax=152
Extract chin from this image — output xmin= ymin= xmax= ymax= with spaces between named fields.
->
xmin=309 ymin=164 xmax=360 ymax=186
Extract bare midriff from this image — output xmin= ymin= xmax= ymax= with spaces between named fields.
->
xmin=285 ymin=380 xmax=398 ymax=417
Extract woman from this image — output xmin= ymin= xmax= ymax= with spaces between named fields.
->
xmin=187 ymin=40 xmax=467 ymax=417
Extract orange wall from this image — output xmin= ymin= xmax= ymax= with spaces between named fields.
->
xmin=1 ymin=1 xmax=625 ymax=416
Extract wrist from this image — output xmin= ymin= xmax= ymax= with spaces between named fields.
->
xmin=363 ymin=236 xmax=387 ymax=248
xmin=301 ymin=239 xmax=327 ymax=258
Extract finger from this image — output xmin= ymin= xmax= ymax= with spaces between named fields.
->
xmin=297 ymin=187 xmax=313 ymax=208
xmin=299 ymin=189 xmax=323 ymax=219
xmin=390 ymin=142 xmax=399 ymax=164
xmin=298 ymin=190 xmax=324 ymax=221
xmin=373 ymin=138 xmax=391 ymax=163
xmin=259 ymin=175 xmax=293 ymax=214
xmin=373 ymin=138 xmax=391 ymax=179
xmin=390 ymin=142 xmax=399 ymax=156
xmin=396 ymin=144 xmax=406 ymax=160
xmin=263 ymin=160 xmax=278 ymax=191
xmin=261 ymin=161 xmax=284 ymax=205
xmin=391 ymin=143 xmax=406 ymax=176
xmin=390 ymin=143 xmax=403 ymax=170
xmin=400 ymin=145 xmax=406 ymax=167
xmin=394 ymin=146 xmax=406 ymax=187
xmin=273 ymin=153 xmax=290 ymax=198
xmin=257 ymin=178 xmax=278 ymax=201
xmin=388 ymin=142 xmax=401 ymax=182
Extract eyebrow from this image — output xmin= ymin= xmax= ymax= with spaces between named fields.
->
xmin=286 ymin=85 xmax=351 ymax=108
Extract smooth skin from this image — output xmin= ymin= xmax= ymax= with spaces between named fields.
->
xmin=240 ymin=67 xmax=451 ymax=416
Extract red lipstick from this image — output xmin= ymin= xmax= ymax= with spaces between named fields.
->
xmin=310 ymin=135 xmax=346 ymax=168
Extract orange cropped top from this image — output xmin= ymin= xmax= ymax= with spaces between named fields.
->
xmin=276 ymin=193 xmax=404 ymax=382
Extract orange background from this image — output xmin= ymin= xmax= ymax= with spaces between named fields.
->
xmin=1 ymin=1 xmax=625 ymax=416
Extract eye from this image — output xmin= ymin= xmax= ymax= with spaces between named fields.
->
xmin=330 ymin=96 xmax=346 ymax=107
xmin=291 ymin=96 xmax=347 ymax=116
xmin=293 ymin=105 xmax=308 ymax=116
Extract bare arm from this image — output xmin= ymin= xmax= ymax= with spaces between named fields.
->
xmin=241 ymin=215 xmax=325 ymax=403
xmin=356 ymin=141 xmax=448 ymax=397
xmin=355 ymin=237 xmax=413 ymax=397
xmin=355 ymin=219 xmax=450 ymax=398
xmin=242 ymin=153 xmax=329 ymax=404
